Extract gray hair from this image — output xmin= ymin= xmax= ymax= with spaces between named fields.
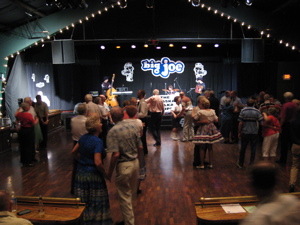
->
xmin=85 ymin=115 xmax=101 ymax=134
xmin=283 ymin=92 xmax=294 ymax=100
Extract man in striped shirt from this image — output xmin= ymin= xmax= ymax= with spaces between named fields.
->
xmin=237 ymin=98 xmax=264 ymax=168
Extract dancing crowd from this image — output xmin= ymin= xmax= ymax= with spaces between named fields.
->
xmin=13 ymin=88 xmax=300 ymax=225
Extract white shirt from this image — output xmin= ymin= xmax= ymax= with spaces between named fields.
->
xmin=71 ymin=115 xmax=87 ymax=141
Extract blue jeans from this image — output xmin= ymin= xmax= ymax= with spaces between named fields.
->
xmin=238 ymin=133 xmax=258 ymax=166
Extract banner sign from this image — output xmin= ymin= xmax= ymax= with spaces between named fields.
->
xmin=141 ymin=57 xmax=185 ymax=79
xmin=159 ymin=94 xmax=179 ymax=113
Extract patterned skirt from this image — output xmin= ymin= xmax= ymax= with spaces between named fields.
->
xmin=74 ymin=167 xmax=112 ymax=225
xmin=193 ymin=123 xmax=223 ymax=144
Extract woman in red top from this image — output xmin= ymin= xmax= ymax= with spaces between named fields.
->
xmin=262 ymin=108 xmax=280 ymax=163
xmin=15 ymin=102 xmax=39 ymax=167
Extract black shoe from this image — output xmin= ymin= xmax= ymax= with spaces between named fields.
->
xmin=289 ymin=184 xmax=295 ymax=193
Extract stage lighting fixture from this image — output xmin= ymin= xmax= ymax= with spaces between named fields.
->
xmin=146 ymin=0 xmax=154 ymax=8
xmin=131 ymin=45 xmax=136 ymax=49
xmin=214 ymin=44 xmax=219 ymax=48
xmin=182 ymin=46 xmax=187 ymax=49
xmin=169 ymin=43 xmax=174 ymax=47
xmin=245 ymin=0 xmax=252 ymax=6
xmin=191 ymin=0 xmax=201 ymax=7
xmin=232 ymin=0 xmax=241 ymax=8
xmin=100 ymin=45 xmax=105 ymax=50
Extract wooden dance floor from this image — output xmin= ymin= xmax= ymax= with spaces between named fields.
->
xmin=0 ymin=127 xmax=295 ymax=225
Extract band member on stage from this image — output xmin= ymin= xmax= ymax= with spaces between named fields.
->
xmin=167 ymin=85 xmax=177 ymax=95
xmin=101 ymin=76 xmax=111 ymax=96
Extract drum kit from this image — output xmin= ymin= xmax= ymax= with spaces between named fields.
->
xmin=162 ymin=89 xmax=180 ymax=92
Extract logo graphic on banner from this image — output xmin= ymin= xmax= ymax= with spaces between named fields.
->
xmin=121 ymin=62 xmax=134 ymax=82
xmin=141 ymin=57 xmax=185 ymax=79
xmin=193 ymin=62 xmax=207 ymax=94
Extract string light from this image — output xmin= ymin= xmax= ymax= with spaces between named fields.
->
xmin=207 ymin=7 xmax=211 ymax=11
xmin=66 ymin=26 xmax=69 ymax=30
xmin=60 ymin=29 xmax=63 ymax=33
xmin=47 ymin=35 xmax=50 ymax=39
xmin=233 ymin=18 xmax=237 ymax=22
xmin=247 ymin=25 xmax=251 ymax=29
xmin=4 ymin=57 xmax=8 ymax=60
xmin=79 ymin=19 xmax=82 ymax=23
xmin=71 ymin=23 xmax=75 ymax=27
xmin=260 ymin=31 xmax=264 ymax=35
xmin=91 ymin=13 xmax=95 ymax=17
xmin=98 ymin=10 xmax=101 ymax=14
xmin=85 ymin=16 xmax=89 ymax=20
xmin=214 ymin=10 xmax=218 ymax=14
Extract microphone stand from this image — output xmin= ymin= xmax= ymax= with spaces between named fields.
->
xmin=174 ymin=78 xmax=182 ymax=92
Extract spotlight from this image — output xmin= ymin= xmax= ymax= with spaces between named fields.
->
xmin=191 ymin=0 xmax=200 ymax=7
xmin=144 ymin=44 xmax=149 ymax=48
xmin=214 ymin=44 xmax=219 ymax=48
xmin=169 ymin=43 xmax=174 ymax=47
xmin=182 ymin=46 xmax=187 ymax=49
xmin=100 ymin=45 xmax=105 ymax=50
xmin=131 ymin=45 xmax=136 ymax=49
xmin=245 ymin=0 xmax=252 ymax=6
xmin=156 ymin=46 xmax=161 ymax=49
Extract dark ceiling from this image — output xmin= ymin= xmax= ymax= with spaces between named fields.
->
xmin=0 ymin=0 xmax=300 ymax=48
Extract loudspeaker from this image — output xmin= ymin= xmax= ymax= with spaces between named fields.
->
xmin=241 ymin=39 xmax=264 ymax=63
xmin=51 ymin=40 xmax=75 ymax=64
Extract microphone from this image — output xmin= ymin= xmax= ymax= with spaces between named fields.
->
xmin=174 ymin=77 xmax=177 ymax=81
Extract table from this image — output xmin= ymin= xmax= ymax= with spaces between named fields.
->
xmin=16 ymin=196 xmax=85 ymax=225
xmin=195 ymin=202 xmax=254 ymax=225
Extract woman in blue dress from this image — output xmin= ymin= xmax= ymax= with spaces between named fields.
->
xmin=72 ymin=116 xmax=112 ymax=225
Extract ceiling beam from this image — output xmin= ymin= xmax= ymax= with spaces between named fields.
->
xmin=9 ymin=0 xmax=46 ymax=18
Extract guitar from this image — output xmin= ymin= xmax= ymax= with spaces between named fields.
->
xmin=105 ymin=74 xmax=119 ymax=107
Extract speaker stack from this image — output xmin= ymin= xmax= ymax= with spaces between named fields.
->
xmin=51 ymin=40 xmax=75 ymax=64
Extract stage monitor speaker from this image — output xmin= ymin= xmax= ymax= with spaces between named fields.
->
xmin=51 ymin=40 xmax=75 ymax=64
xmin=241 ymin=39 xmax=264 ymax=63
